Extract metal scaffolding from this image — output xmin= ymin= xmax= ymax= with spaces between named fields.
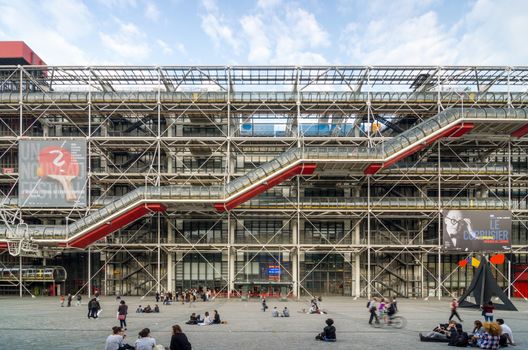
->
xmin=1 ymin=65 xmax=528 ymax=299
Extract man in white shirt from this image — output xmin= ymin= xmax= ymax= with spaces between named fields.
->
xmin=271 ymin=307 xmax=279 ymax=317
xmin=497 ymin=319 xmax=515 ymax=346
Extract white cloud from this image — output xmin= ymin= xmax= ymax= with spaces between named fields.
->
xmin=201 ymin=13 xmax=241 ymax=53
xmin=100 ymin=21 xmax=151 ymax=61
xmin=156 ymin=39 xmax=186 ymax=56
xmin=257 ymin=0 xmax=281 ymax=9
xmin=266 ymin=6 xmax=330 ymax=65
xmin=455 ymin=0 xmax=528 ymax=65
xmin=145 ymin=2 xmax=160 ymax=21
xmin=0 ymin=0 xmax=91 ymax=64
xmin=240 ymin=15 xmax=270 ymax=63
xmin=47 ymin=0 xmax=93 ymax=39
xmin=339 ymin=0 xmax=528 ymax=66
xmin=202 ymin=0 xmax=218 ymax=13
xmin=97 ymin=0 xmax=138 ymax=7
xmin=340 ymin=11 xmax=456 ymax=65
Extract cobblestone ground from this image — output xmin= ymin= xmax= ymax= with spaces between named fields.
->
xmin=0 ymin=296 xmax=526 ymax=349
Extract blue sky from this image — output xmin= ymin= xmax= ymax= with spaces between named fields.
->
xmin=0 ymin=0 xmax=527 ymax=66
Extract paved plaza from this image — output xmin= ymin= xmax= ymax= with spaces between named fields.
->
xmin=0 ymin=296 xmax=526 ymax=349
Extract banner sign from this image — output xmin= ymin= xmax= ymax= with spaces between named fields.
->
xmin=18 ymin=140 xmax=87 ymax=207
xmin=442 ymin=210 xmax=511 ymax=251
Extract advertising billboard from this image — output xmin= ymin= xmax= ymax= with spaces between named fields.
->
xmin=442 ymin=210 xmax=511 ymax=252
xmin=18 ymin=140 xmax=87 ymax=207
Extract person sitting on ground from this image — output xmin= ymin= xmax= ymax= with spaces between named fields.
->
xmin=136 ymin=305 xmax=143 ymax=313
xmin=282 ymin=307 xmax=290 ymax=317
xmin=479 ymin=322 xmax=501 ymax=350
xmin=154 ymin=304 xmax=160 ymax=313
xmin=470 ymin=320 xmax=484 ymax=347
xmin=448 ymin=323 xmax=469 ymax=347
xmin=419 ymin=321 xmax=456 ymax=342
xmin=497 ymin=318 xmax=516 ymax=347
xmin=199 ymin=311 xmax=213 ymax=326
xmin=104 ymin=326 xmax=134 ymax=350
xmin=143 ymin=305 xmax=152 ymax=313
xmin=271 ymin=306 xmax=280 ymax=317
xmin=170 ymin=324 xmax=192 ymax=350
xmin=315 ymin=318 xmax=336 ymax=342
xmin=213 ymin=310 xmax=221 ymax=324
xmin=186 ymin=313 xmax=199 ymax=325
xmin=135 ymin=328 xmax=157 ymax=350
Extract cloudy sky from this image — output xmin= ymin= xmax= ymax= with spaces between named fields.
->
xmin=0 ymin=0 xmax=527 ymax=66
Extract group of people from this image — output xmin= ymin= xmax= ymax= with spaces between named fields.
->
xmin=59 ymin=293 xmax=82 ymax=307
xmin=271 ymin=306 xmax=290 ymax=317
xmin=420 ymin=319 xmax=515 ymax=348
xmin=185 ymin=310 xmax=223 ymax=325
xmin=104 ymin=325 xmax=192 ymax=350
xmin=135 ymin=305 xmax=160 ymax=314
xmin=367 ymin=297 xmax=398 ymax=325
xmin=419 ymin=299 xmax=515 ymax=349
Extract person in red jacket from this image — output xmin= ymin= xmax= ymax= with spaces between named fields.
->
xmin=449 ymin=298 xmax=463 ymax=322
xmin=481 ymin=301 xmax=495 ymax=322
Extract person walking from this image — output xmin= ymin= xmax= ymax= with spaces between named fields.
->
xmin=118 ymin=300 xmax=128 ymax=330
xmin=76 ymin=293 xmax=82 ymax=306
xmin=449 ymin=298 xmax=463 ymax=322
xmin=155 ymin=291 xmax=160 ymax=303
xmin=367 ymin=297 xmax=379 ymax=325
xmin=261 ymin=297 xmax=268 ymax=312
xmin=67 ymin=293 xmax=73 ymax=307
xmin=169 ymin=324 xmax=192 ymax=350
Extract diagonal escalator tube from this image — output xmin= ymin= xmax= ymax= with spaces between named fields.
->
xmin=0 ymin=108 xmax=527 ymax=244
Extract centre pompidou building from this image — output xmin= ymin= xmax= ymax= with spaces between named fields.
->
xmin=1 ymin=42 xmax=528 ymax=299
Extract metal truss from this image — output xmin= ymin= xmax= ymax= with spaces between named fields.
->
xmin=1 ymin=65 xmax=528 ymax=299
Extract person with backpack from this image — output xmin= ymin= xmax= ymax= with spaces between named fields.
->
xmin=88 ymin=297 xmax=100 ymax=319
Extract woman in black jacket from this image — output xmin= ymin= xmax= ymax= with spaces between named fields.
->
xmin=170 ymin=325 xmax=192 ymax=350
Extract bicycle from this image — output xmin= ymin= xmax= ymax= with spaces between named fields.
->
xmin=370 ymin=315 xmax=407 ymax=329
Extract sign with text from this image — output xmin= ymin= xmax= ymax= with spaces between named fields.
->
xmin=18 ymin=140 xmax=87 ymax=207
xmin=442 ymin=210 xmax=511 ymax=252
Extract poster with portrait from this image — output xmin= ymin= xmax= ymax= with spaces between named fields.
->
xmin=18 ymin=140 xmax=87 ymax=207
xmin=442 ymin=210 xmax=511 ymax=252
